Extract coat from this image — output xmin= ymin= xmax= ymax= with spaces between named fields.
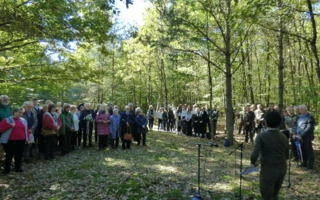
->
xmin=120 ymin=112 xmax=135 ymax=137
xmin=296 ymin=112 xmax=315 ymax=141
xmin=59 ymin=112 xmax=74 ymax=135
xmin=110 ymin=114 xmax=121 ymax=139
xmin=95 ymin=111 xmax=111 ymax=136
xmin=0 ymin=117 xmax=29 ymax=144
xmin=135 ymin=115 xmax=148 ymax=134
xmin=42 ymin=112 xmax=61 ymax=135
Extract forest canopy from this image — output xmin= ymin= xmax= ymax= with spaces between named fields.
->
xmin=1 ymin=0 xmax=320 ymax=144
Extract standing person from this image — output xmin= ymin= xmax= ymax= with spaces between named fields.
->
xmin=186 ymin=107 xmax=193 ymax=136
xmin=266 ymin=103 xmax=276 ymax=113
xmin=77 ymin=106 xmax=84 ymax=147
xmin=95 ymin=104 xmax=110 ymax=150
xmin=156 ymin=107 xmax=163 ymax=131
xmin=77 ymin=100 xmax=85 ymax=111
xmin=147 ymin=105 xmax=154 ymax=131
xmin=237 ymin=107 xmax=246 ymax=135
xmin=200 ymin=107 xmax=208 ymax=138
xmin=80 ymin=103 xmax=94 ymax=148
xmin=37 ymin=105 xmax=48 ymax=153
xmin=0 ymin=95 xmax=12 ymax=161
xmin=135 ymin=109 xmax=148 ymax=146
xmin=110 ymin=109 xmax=121 ymax=149
xmin=168 ymin=107 xmax=175 ymax=132
xmin=42 ymin=104 xmax=61 ymax=161
xmin=247 ymin=104 xmax=256 ymax=143
xmin=249 ymin=111 xmax=289 ymax=199
xmin=244 ymin=107 xmax=254 ymax=143
xmin=21 ymin=101 xmax=37 ymax=163
xmin=192 ymin=108 xmax=202 ymax=137
xmin=107 ymin=102 xmax=113 ymax=116
xmin=121 ymin=106 xmax=134 ymax=150
xmin=56 ymin=102 xmax=62 ymax=115
xmin=254 ymin=104 xmax=265 ymax=134
xmin=286 ymin=106 xmax=300 ymax=161
xmin=0 ymin=108 xmax=29 ymax=174
xmin=176 ymin=105 xmax=183 ymax=135
xmin=0 ymin=95 xmax=11 ymax=122
xmin=70 ymin=106 xmax=79 ymax=150
xmin=211 ymin=105 xmax=219 ymax=136
xmin=94 ymin=104 xmax=101 ymax=144
xmin=162 ymin=109 xmax=168 ymax=132
xmin=32 ymin=98 xmax=41 ymax=152
xmin=295 ymin=105 xmax=315 ymax=170
xmin=59 ymin=104 xmax=74 ymax=155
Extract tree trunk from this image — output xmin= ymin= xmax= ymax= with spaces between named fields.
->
xmin=306 ymin=0 xmax=320 ymax=81
xmin=225 ymin=0 xmax=234 ymax=145
xmin=278 ymin=0 xmax=284 ymax=113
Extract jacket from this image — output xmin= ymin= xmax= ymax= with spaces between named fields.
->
xmin=95 ymin=111 xmax=110 ymax=135
xmin=59 ymin=112 xmax=74 ymax=135
xmin=135 ymin=115 xmax=148 ymax=134
xmin=296 ymin=113 xmax=315 ymax=141
xmin=110 ymin=114 xmax=121 ymax=139
xmin=0 ymin=117 xmax=29 ymax=144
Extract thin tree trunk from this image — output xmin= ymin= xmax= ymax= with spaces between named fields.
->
xmin=278 ymin=0 xmax=284 ymax=113
xmin=306 ymin=0 xmax=320 ymax=81
xmin=225 ymin=0 xmax=234 ymax=145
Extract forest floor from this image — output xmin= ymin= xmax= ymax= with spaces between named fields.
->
xmin=0 ymin=124 xmax=320 ymax=200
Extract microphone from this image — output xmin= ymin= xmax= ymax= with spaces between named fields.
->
xmin=209 ymin=142 xmax=218 ymax=147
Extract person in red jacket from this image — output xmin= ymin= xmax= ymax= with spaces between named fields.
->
xmin=0 ymin=108 xmax=30 ymax=174
xmin=42 ymin=104 xmax=61 ymax=161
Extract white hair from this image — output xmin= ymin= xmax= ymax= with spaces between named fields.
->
xmin=299 ymin=104 xmax=308 ymax=110
xmin=128 ymin=103 xmax=133 ymax=106
xmin=56 ymin=102 xmax=61 ymax=106
xmin=23 ymin=101 xmax=33 ymax=107
xmin=100 ymin=104 xmax=108 ymax=111
xmin=113 ymin=108 xmax=119 ymax=113
xmin=0 ymin=95 xmax=8 ymax=101
xmin=45 ymin=100 xmax=53 ymax=105
xmin=124 ymin=105 xmax=130 ymax=110
xmin=84 ymin=103 xmax=90 ymax=107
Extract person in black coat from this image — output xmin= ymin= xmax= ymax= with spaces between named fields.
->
xmin=192 ymin=108 xmax=202 ymax=137
xmin=79 ymin=103 xmax=95 ymax=148
xmin=120 ymin=106 xmax=135 ymax=150
xmin=94 ymin=104 xmax=101 ymax=143
xmin=200 ymin=107 xmax=208 ymax=138
xmin=36 ymin=105 xmax=48 ymax=153
xmin=135 ymin=110 xmax=148 ymax=146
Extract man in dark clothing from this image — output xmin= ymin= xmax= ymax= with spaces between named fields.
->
xmin=37 ymin=105 xmax=48 ymax=153
xmin=80 ymin=103 xmax=95 ymax=148
xmin=22 ymin=101 xmax=37 ymax=163
xmin=211 ymin=105 xmax=219 ymax=136
xmin=295 ymin=105 xmax=315 ymax=170
xmin=250 ymin=111 xmax=289 ymax=200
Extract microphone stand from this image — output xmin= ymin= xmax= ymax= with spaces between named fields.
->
xmin=229 ymin=142 xmax=244 ymax=200
xmin=192 ymin=144 xmax=203 ymax=200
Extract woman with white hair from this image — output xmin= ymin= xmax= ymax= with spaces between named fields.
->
xmin=120 ymin=106 xmax=134 ymax=150
xmin=95 ymin=104 xmax=110 ymax=150
xmin=110 ymin=108 xmax=121 ymax=148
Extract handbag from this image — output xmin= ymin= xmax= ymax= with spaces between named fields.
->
xmin=124 ymin=126 xmax=132 ymax=141
xmin=42 ymin=129 xmax=57 ymax=137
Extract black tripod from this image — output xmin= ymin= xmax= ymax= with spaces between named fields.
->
xmin=229 ymin=142 xmax=244 ymax=200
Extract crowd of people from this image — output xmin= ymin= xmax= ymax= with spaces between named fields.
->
xmin=0 ymin=94 xmax=316 ymax=177
xmin=0 ymin=96 xmax=152 ymax=174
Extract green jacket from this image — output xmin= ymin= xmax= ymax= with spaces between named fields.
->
xmin=59 ymin=112 xmax=74 ymax=135
xmin=0 ymin=104 xmax=11 ymax=122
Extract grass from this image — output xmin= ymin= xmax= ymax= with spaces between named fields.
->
xmin=0 ymin=126 xmax=320 ymax=200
